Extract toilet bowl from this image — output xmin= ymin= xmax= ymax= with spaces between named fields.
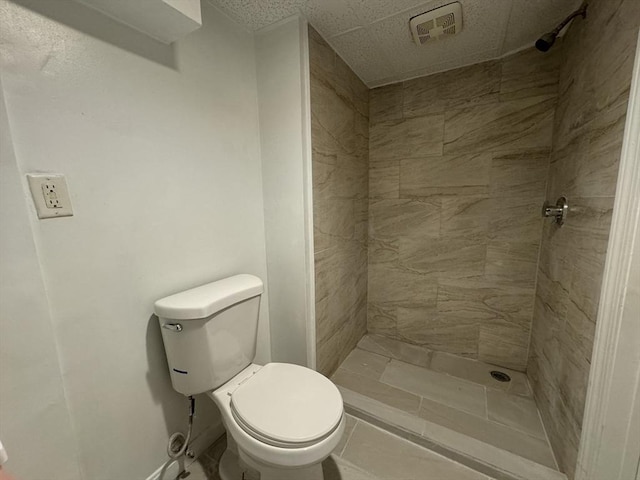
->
xmin=154 ymin=274 xmax=344 ymax=480
xmin=209 ymin=362 xmax=345 ymax=480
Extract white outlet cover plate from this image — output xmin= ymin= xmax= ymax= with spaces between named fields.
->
xmin=26 ymin=174 xmax=74 ymax=219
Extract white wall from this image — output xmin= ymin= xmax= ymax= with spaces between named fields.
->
xmin=255 ymin=16 xmax=315 ymax=367
xmin=0 ymin=78 xmax=83 ymax=480
xmin=0 ymin=0 xmax=271 ymax=478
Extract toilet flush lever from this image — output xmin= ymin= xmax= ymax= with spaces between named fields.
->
xmin=542 ymin=196 xmax=568 ymax=225
xmin=162 ymin=323 xmax=183 ymax=332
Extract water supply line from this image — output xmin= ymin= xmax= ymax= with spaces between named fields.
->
xmin=167 ymin=395 xmax=196 ymax=460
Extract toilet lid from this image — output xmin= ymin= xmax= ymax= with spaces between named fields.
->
xmin=230 ymin=363 xmax=343 ymax=447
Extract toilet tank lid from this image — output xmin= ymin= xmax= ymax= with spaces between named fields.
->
xmin=154 ymin=274 xmax=263 ymax=320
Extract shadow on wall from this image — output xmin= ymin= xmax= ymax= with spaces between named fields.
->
xmin=10 ymin=0 xmax=177 ymax=69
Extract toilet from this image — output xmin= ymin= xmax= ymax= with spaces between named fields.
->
xmin=154 ymin=274 xmax=345 ymax=480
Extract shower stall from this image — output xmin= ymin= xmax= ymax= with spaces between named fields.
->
xmin=308 ymin=0 xmax=639 ymax=477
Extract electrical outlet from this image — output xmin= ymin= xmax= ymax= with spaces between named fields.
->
xmin=27 ymin=174 xmax=74 ymax=219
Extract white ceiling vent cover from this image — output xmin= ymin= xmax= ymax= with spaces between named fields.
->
xmin=410 ymin=2 xmax=462 ymax=45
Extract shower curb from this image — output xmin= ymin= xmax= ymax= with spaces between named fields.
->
xmin=339 ymin=386 xmax=568 ymax=480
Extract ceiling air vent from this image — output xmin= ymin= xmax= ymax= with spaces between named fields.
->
xmin=410 ymin=2 xmax=462 ymax=46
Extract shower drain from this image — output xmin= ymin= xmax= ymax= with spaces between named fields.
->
xmin=490 ymin=370 xmax=511 ymax=382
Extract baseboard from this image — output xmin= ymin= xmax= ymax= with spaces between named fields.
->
xmin=145 ymin=422 xmax=225 ymax=480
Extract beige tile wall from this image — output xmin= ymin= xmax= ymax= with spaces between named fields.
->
xmin=367 ymin=48 xmax=561 ymax=371
xmin=310 ymin=27 xmax=369 ymax=376
xmin=527 ymin=1 xmax=639 ymax=477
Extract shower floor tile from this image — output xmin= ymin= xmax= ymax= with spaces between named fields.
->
xmin=332 ymin=334 xmax=562 ymax=478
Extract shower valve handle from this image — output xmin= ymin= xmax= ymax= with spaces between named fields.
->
xmin=542 ymin=196 xmax=568 ymax=225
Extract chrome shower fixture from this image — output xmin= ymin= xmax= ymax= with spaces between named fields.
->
xmin=543 ymin=196 xmax=569 ymax=225
xmin=535 ymin=2 xmax=588 ymax=52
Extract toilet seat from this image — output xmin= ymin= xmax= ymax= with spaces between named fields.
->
xmin=229 ymin=363 xmax=343 ymax=448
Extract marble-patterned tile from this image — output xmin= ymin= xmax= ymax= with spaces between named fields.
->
xmin=369 ymin=84 xmax=402 ymax=125
xmin=341 ymin=421 xmax=491 ymax=480
xmin=437 ymin=282 xmax=534 ymax=326
xmin=313 ymin=160 xmax=336 ymax=209
xmin=563 ymin=196 xmax=615 ymax=265
xmin=577 ymin=103 xmax=627 ymax=197
xmin=400 ymin=153 xmax=492 ymax=197
xmin=487 ymin=390 xmax=546 ymax=439
xmin=418 ymin=397 xmax=556 ymax=468
xmin=398 ymin=235 xmax=486 ymax=280
xmin=545 ymin=123 xmax=591 ymax=198
xmin=309 ymin=28 xmax=335 ymax=83
xmin=537 ymin=230 xmax=573 ymax=293
xmin=334 ymin=155 xmax=368 ymax=199
xmin=311 ymin=79 xmax=356 ymax=153
xmin=548 ymin=108 xmax=624 ymax=200
xmin=443 ymin=95 xmax=556 ymax=155
xmin=500 ymin=46 xmax=561 ymax=102
xmin=396 ymin=307 xmax=479 ymax=358
xmin=478 ymin=322 xmax=530 ymax=372
xmin=340 ymin=348 xmax=390 ymax=380
xmin=440 ymin=196 xmax=491 ymax=236
xmin=430 ymin=351 xmax=531 ymax=396
xmin=315 ymin=244 xmax=365 ymax=309
xmin=590 ymin=15 xmax=637 ymax=116
xmin=334 ymin=54 xmax=369 ymax=118
xmin=403 ymin=61 xmax=501 ymax=118
xmin=368 ymin=158 xmax=398 ymax=199
xmin=357 ymin=334 xmax=433 ymax=369
xmin=487 ymin=196 xmax=544 ymax=244
xmin=311 ymin=112 xmax=341 ymax=160
xmin=563 ymin=298 xmax=596 ymax=365
xmin=369 ymin=198 xmax=440 ymax=239
xmin=332 ymin=368 xmax=421 ymax=414
xmin=310 ymin=26 xmax=369 ymax=379
xmin=381 ymin=360 xmax=487 ymax=417
xmin=367 ymin=303 xmax=397 ymax=338
xmin=367 ymin=237 xmax=398 ymax=264
xmin=438 ymin=61 xmax=502 ymax=110
xmin=569 ymin=253 xmax=605 ymax=323
xmin=368 ymin=262 xmax=437 ymax=308
xmin=402 ymin=75 xmax=444 ymax=117
xmin=317 ymin=329 xmax=343 ymax=378
xmin=588 ymin=0 xmax=640 ymax=33
xmin=353 ymin=198 xmax=369 ymax=245
xmin=489 ymin=150 xmax=550 ymax=199
xmin=314 ymin=197 xmax=355 ymax=242
xmin=484 ymin=242 xmax=539 ymax=288
xmin=552 ymin=76 xmax=596 ymax=152
xmin=370 ymin=115 xmax=444 ymax=160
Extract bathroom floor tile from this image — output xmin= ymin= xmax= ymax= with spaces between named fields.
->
xmin=429 ymin=350 xmax=531 ymax=396
xmin=340 ymin=348 xmax=390 ymax=380
xmin=323 ymin=454 xmax=384 ymax=480
xmin=341 ymin=421 xmax=492 ymax=480
xmin=380 ymin=360 xmax=487 ymax=417
xmin=339 ymin=386 xmax=427 ymax=437
xmin=332 ymin=367 xmax=421 ymax=414
xmin=419 ymin=398 xmax=556 ymax=468
xmin=486 ymin=389 xmax=546 ymax=439
xmin=333 ymin=414 xmax=358 ymax=455
xmin=335 ymin=338 xmax=560 ymax=477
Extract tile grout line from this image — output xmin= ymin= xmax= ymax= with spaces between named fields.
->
xmin=483 ymin=386 xmax=489 ymax=420
xmin=337 ymin=417 xmax=360 ymax=458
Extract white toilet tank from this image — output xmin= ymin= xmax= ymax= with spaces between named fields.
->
xmin=154 ymin=274 xmax=263 ymax=396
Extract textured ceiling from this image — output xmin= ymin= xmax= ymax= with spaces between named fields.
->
xmin=207 ymin=0 xmax=581 ymax=87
